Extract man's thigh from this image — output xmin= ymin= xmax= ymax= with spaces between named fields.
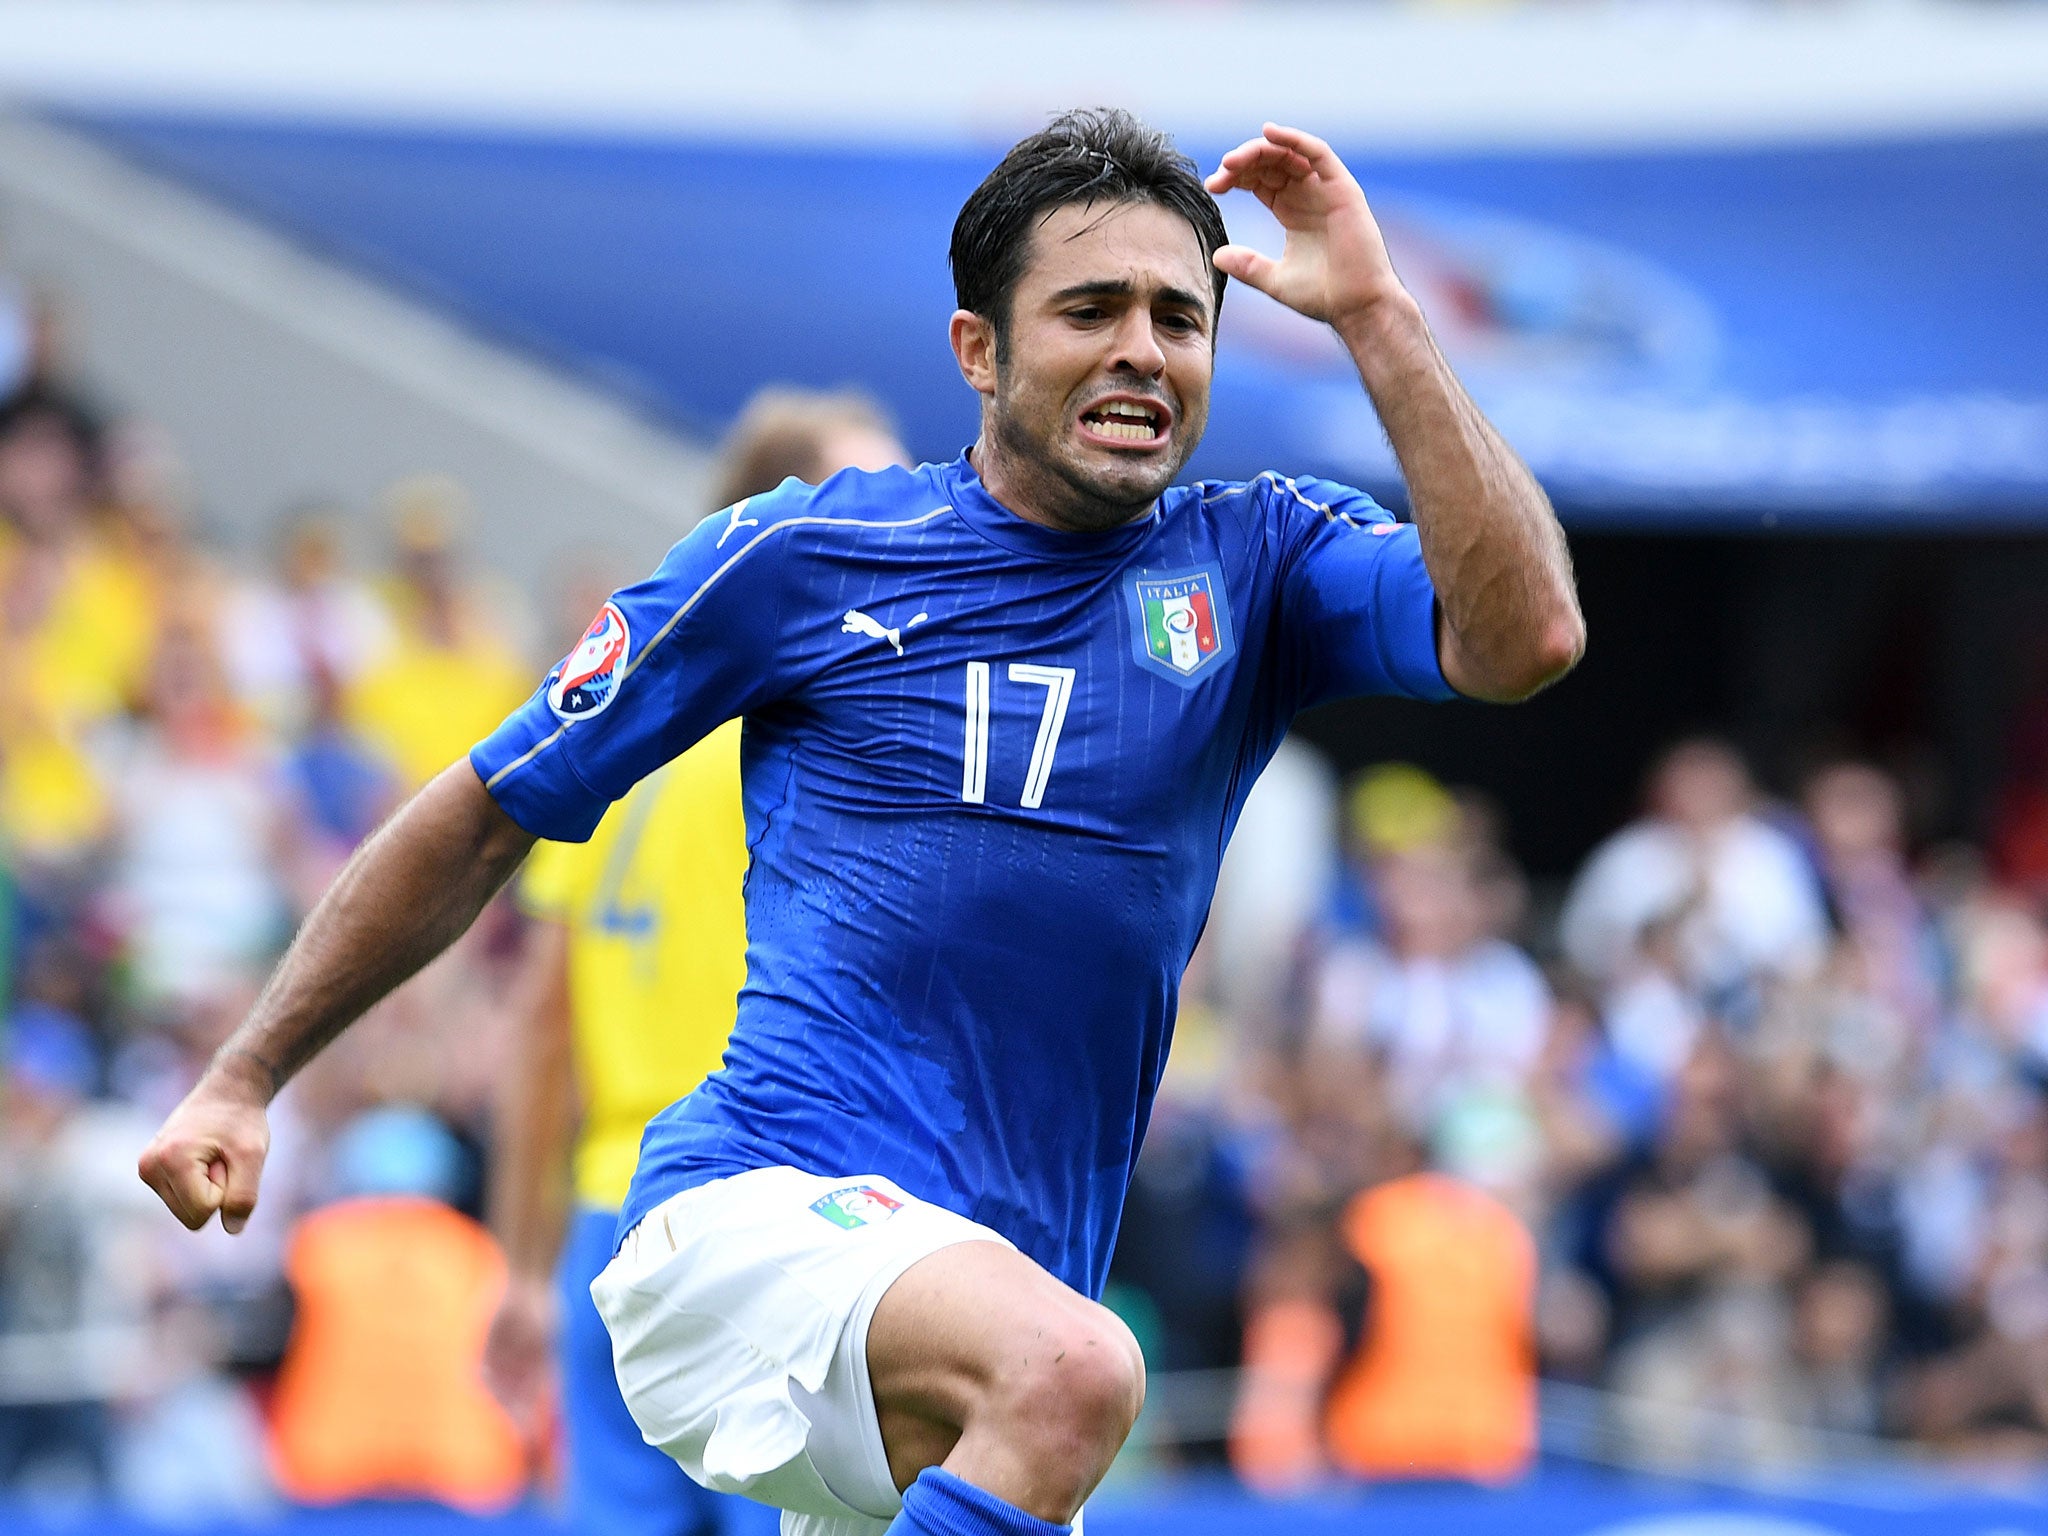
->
xmin=559 ymin=1207 xmax=777 ymax=1536
xmin=593 ymin=1168 xmax=1012 ymax=1524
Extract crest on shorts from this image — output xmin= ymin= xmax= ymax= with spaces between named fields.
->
xmin=809 ymin=1184 xmax=904 ymax=1230
xmin=547 ymin=601 xmax=631 ymax=720
xmin=1128 ymin=566 xmax=1234 ymax=688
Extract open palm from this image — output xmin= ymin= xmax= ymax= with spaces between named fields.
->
xmin=1205 ymin=123 xmax=1403 ymax=327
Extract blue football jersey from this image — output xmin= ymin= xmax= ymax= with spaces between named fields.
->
xmin=471 ymin=453 xmax=1453 ymax=1296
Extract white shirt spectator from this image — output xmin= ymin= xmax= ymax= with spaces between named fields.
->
xmin=1561 ymin=815 xmax=1828 ymax=997
xmin=1312 ymin=935 xmax=1551 ymax=1119
xmin=111 ymin=735 xmax=288 ymax=1004
xmin=217 ymin=570 xmax=392 ymax=733
xmin=1560 ymin=741 xmax=1827 ymax=998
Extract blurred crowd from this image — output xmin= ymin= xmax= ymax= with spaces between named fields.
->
xmin=0 ymin=281 xmax=551 ymax=1514
xmin=8 ymin=261 xmax=2048 ymax=1525
xmin=1132 ymin=736 xmax=2048 ymax=1485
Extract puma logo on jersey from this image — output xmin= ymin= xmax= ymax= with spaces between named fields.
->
xmin=715 ymin=497 xmax=761 ymax=549
xmin=841 ymin=607 xmax=928 ymax=657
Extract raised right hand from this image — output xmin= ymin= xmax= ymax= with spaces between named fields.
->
xmin=138 ymin=1069 xmax=272 ymax=1234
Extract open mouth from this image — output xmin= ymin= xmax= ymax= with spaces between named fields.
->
xmin=1079 ymin=398 xmax=1169 ymax=446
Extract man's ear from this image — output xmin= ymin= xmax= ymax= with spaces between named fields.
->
xmin=949 ymin=309 xmax=998 ymax=397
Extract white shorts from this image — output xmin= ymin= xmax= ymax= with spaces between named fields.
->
xmin=590 ymin=1166 xmax=1013 ymax=1536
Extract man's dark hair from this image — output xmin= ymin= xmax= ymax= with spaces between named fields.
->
xmin=949 ymin=108 xmax=1228 ymax=341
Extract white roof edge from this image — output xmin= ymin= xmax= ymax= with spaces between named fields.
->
xmin=0 ymin=111 xmax=710 ymax=525
xmin=2 ymin=0 xmax=2047 ymax=152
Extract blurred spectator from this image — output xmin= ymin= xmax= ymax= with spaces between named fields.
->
xmin=227 ymin=514 xmax=402 ymax=906
xmin=1309 ymin=770 xmax=1551 ymax=1198
xmin=1228 ymin=1215 xmax=1346 ymax=1494
xmin=1785 ymin=1260 xmax=1890 ymax=1439
xmin=112 ymin=1293 xmax=275 ymax=1523
xmin=220 ymin=507 xmax=395 ymax=738
xmin=1230 ymin=1153 xmax=1537 ymax=1489
xmin=105 ymin=617 xmax=291 ymax=1006
xmin=707 ymin=385 xmax=913 ymax=510
xmin=1323 ymin=1162 xmax=1536 ymax=1483
xmin=0 ymin=1006 xmax=158 ymax=1499
xmin=1109 ymin=1061 xmax=1256 ymax=1383
xmin=1561 ymin=737 xmax=1829 ymax=1012
xmin=1599 ymin=1040 xmax=1821 ymax=1470
xmin=268 ymin=1106 xmax=524 ymax=1511
xmin=1320 ymin=761 xmax=1459 ymax=944
xmin=278 ymin=666 xmax=400 ymax=908
xmin=1803 ymin=761 xmax=1943 ymax=1040
xmin=0 ymin=391 xmax=149 ymax=873
xmin=1896 ymin=1099 xmax=2048 ymax=1458
xmin=347 ymin=475 xmax=532 ymax=791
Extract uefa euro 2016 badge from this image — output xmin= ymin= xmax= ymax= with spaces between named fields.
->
xmin=1127 ymin=565 xmax=1235 ymax=688
xmin=547 ymin=600 xmax=631 ymax=720
xmin=808 ymin=1184 xmax=905 ymax=1230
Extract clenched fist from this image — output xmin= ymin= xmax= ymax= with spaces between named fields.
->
xmin=138 ymin=1065 xmax=272 ymax=1234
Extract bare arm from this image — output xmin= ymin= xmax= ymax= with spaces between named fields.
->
xmin=1338 ymin=299 xmax=1581 ymax=701
xmin=1207 ymin=124 xmax=1585 ymax=702
xmin=482 ymin=918 xmax=577 ymax=1420
xmin=488 ymin=919 xmax=578 ymax=1279
xmin=139 ymin=760 xmax=537 ymax=1232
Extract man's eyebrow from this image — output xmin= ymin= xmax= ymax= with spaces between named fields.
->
xmin=1049 ymin=280 xmax=1211 ymax=314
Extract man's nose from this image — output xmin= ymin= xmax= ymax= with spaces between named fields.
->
xmin=1108 ymin=311 xmax=1167 ymax=377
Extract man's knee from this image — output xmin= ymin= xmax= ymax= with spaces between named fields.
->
xmin=866 ymin=1240 xmax=1147 ymax=1488
xmin=991 ymin=1302 xmax=1145 ymax=1452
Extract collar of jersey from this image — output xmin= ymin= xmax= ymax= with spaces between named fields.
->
xmin=943 ymin=452 xmax=1164 ymax=563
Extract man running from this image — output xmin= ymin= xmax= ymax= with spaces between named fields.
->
xmin=141 ymin=111 xmax=1583 ymax=1536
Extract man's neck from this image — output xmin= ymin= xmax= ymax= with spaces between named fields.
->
xmin=968 ymin=435 xmax=1153 ymax=536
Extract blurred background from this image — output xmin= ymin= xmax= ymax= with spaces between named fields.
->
xmin=2 ymin=2 xmax=2047 ymax=1534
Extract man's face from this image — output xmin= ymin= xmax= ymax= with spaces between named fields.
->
xmin=0 ymin=416 xmax=91 ymax=540
xmin=973 ymin=200 xmax=1215 ymax=530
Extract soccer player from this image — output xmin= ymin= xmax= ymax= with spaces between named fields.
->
xmin=140 ymin=112 xmax=1584 ymax=1536
xmin=482 ymin=391 xmax=907 ymax=1536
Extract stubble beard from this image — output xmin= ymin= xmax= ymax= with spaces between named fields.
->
xmin=985 ymin=389 xmax=1189 ymax=535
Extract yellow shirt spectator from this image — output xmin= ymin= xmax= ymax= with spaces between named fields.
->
xmin=347 ymin=634 xmax=533 ymax=792
xmin=517 ymin=719 xmax=749 ymax=1208
xmin=0 ymin=532 xmax=158 ymax=858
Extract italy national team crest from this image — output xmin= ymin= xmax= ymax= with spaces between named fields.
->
xmin=1127 ymin=566 xmax=1235 ymax=688
xmin=809 ymin=1184 xmax=905 ymax=1230
xmin=546 ymin=600 xmax=631 ymax=720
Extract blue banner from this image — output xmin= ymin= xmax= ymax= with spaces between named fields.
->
xmin=72 ymin=115 xmax=2048 ymax=526
xmin=10 ymin=1474 xmax=2048 ymax=1536
xmin=1099 ymin=1473 xmax=2048 ymax=1536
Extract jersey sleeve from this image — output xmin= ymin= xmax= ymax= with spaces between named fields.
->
xmin=1261 ymin=473 xmax=1456 ymax=711
xmin=470 ymin=480 xmax=812 ymax=841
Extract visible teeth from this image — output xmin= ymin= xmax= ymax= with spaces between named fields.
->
xmin=1085 ymin=401 xmax=1162 ymax=442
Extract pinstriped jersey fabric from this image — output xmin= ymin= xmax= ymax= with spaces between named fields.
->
xmin=470 ymin=454 xmax=1452 ymax=1295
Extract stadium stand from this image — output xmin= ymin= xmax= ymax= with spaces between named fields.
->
xmin=1 ymin=5 xmax=2047 ymax=1534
